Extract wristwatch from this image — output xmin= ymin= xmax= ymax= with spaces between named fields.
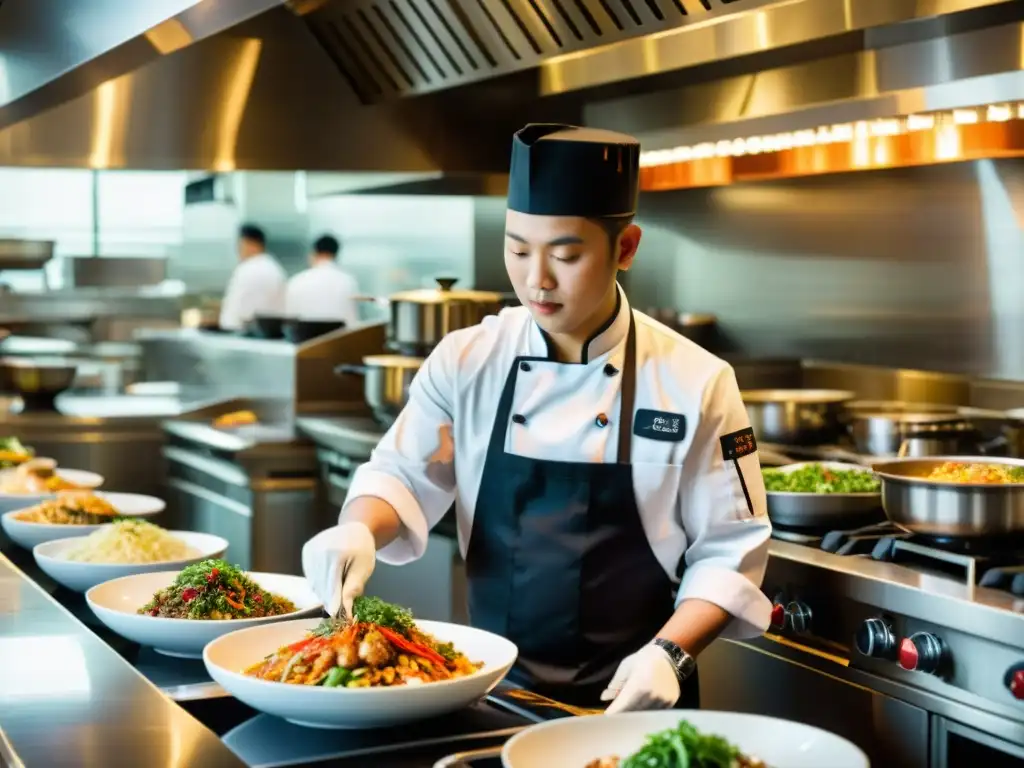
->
xmin=652 ymin=637 xmax=697 ymax=682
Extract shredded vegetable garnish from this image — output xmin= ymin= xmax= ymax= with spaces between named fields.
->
xmin=243 ymin=596 xmax=482 ymax=688
xmin=925 ymin=462 xmax=1024 ymax=484
xmin=63 ymin=519 xmax=198 ymax=564
xmin=762 ymin=464 xmax=879 ymax=494
xmin=587 ymin=719 xmax=766 ymax=768
xmin=137 ymin=559 xmax=297 ymax=620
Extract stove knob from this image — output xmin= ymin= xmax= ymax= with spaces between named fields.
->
xmin=1004 ymin=664 xmax=1024 ymax=701
xmin=769 ymin=603 xmax=786 ymax=632
xmin=898 ymin=632 xmax=946 ymax=674
xmin=786 ymin=601 xmax=812 ymax=636
xmin=855 ymin=617 xmax=895 ymax=659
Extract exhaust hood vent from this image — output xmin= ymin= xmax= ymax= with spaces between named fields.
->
xmin=294 ymin=0 xmax=765 ymax=104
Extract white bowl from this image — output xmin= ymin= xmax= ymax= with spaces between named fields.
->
xmin=1 ymin=491 xmax=164 ymax=550
xmin=502 ymin=710 xmax=869 ymax=768
xmin=203 ymin=617 xmax=518 ymax=729
xmin=0 ymin=468 xmax=105 ymax=514
xmin=86 ymin=570 xmax=321 ymax=658
xmin=33 ymin=531 xmax=229 ymax=593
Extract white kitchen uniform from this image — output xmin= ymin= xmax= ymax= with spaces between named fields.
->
xmin=344 ymin=283 xmax=773 ymax=640
xmin=284 ymin=261 xmax=360 ymax=325
xmin=218 ymin=253 xmax=287 ymax=331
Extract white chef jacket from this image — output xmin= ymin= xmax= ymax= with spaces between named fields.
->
xmin=284 ymin=261 xmax=360 ymax=326
xmin=218 ymin=253 xmax=287 ymax=331
xmin=343 ymin=284 xmax=773 ymax=639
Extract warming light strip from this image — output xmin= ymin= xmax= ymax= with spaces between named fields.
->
xmin=637 ymin=102 xmax=1024 ymax=167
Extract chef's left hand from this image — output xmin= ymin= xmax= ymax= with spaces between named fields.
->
xmin=600 ymin=644 xmax=680 ymax=714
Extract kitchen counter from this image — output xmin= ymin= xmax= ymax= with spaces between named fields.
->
xmin=0 ymin=550 xmax=246 ymax=768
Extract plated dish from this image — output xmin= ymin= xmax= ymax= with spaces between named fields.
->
xmin=33 ymin=528 xmax=229 ymax=593
xmin=501 ymin=711 xmax=868 ymax=768
xmin=0 ymin=458 xmax=97 ymax=494
xmin=1 ymin=491 xmax=164 ymax=549
xmin=0 ymin=436 xmax=33 ymax=469
xmin=243 ymin=596 xmax=482 ymax=688
xmin=11 ymin=491 xmax=118 ymax=525
xmin=86 ymin=564 xmax=320 ymax=658
xmin=203 ymin=615 xmax=518 ymax=728
xmin=762 ymin=463 xmax=879 ymax=494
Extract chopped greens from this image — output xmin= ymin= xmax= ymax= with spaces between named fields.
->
xmin=620 ymin=719 xmax=743 ymax=768
xmin=762 ymin=463 xmax=879 ymax=494
xmin=352 ymin=595 xmax=415 ymax=635
xmin=0 ymin=436 xmax=33 ymax=469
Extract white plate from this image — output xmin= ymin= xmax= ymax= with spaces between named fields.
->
xmin=86 ymin=570 xmax=321 ymax=658
xmin=502 ymin=710 xmax=869 ymax=768
xmin=33 ymin=531 xmax=229 ymax=593
xmin=0 ymin=491 xmax=163 ymax=550
xmin=0 ymin=468 xmax=105 ymax=514
xmin=204 ymin=617 xmax=518 ymax=729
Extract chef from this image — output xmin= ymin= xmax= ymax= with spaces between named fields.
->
xmin=218 ymin=223 xmax=287 ymax=332
xmin=303 ymin=124 xmax=772 ymax=712
xmin=284 ymin=234 xmax=360 ymax=326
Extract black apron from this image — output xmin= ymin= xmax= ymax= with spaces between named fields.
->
xmin=465 ymin=311 xmax=700 ymax=708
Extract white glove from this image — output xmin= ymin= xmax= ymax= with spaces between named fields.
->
xmin=600 ymin=644 xmax=681 ymax=714
xmin=301 ymin=521 xmax=377 ymax=619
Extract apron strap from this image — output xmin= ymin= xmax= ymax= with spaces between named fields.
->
xmin=616 ymin=311 xmax=637 ymax=465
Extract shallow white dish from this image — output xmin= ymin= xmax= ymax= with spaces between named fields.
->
xmin=86 ymin=570 xmax=321 ymax=658
xmin=0 ymin=467 xmax=105 ymax=514
xmin=0 ymin=491 xmax=164 ymax=550
xmin=33 ymin=531 xmax=229 ymax=592
xmin=501 ymin=710 xmax=869 ymax=768
xmin=204 ymin=617 xmax=518 ymax=729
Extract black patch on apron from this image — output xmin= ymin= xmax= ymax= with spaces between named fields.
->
xmin=633 ymin=409 xmax=686 ymax=442
xmin=720 ymin=426 xmax=757 ymax=460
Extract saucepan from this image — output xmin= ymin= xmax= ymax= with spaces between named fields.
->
xmin=872 ymin=455 xmax=1024 ymax=538
xmin=334 ymin=355 xmax=423 ymax=426
xmin=741 ymin=389 xmax=855 ymax=445
xmin=433 ymin=710 xmax=869 ymax=767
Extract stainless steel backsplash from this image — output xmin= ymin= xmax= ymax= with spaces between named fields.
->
xmin=630 ymin=158 xmax=1024 ymax=381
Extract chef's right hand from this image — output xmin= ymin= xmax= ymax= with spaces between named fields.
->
xmin=301 ymin=521 xmax=377 ymax=619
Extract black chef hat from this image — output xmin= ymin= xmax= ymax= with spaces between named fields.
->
xmin=507 ymin=123 xmax=640 ymax=217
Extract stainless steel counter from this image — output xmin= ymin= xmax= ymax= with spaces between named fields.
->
xmin=0 ymin=551 xmax=246 ymax=768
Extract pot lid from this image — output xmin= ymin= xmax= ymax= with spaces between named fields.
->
xmin=389 ymin=277 xmax=503 ymax=304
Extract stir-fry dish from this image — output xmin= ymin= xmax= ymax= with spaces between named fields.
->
xmin=925 ymin=461 xmax=1024 ymax=484
xmin=63 ymin=519 xmax=199 ymax=564
xmin=243 ymin=596 xmax=482 ymax=688
xmin=586 ymin=719 xmax=767 ymax=768
xmin=138 ymin=559 xmax=297 ymax=620
xmin=0 ymin=437 xmax=33 ymax=469
xmin=12 ymin=491 xmax=118 ymax=525
xmin=0 ymin=459 xmax=85 ymax=494
xmin=762 ymin=463 xmax=879 ymax=493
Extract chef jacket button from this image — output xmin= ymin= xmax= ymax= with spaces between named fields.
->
xmin=512 ymin=414 xmax=527 ymax=425
xmin=520 ymin=361 xmax=532 ymax=372
xmin=595 ymin=413 xmax=609 ymax=428
xmin=604 ymin=364 xmax=618 ymax=376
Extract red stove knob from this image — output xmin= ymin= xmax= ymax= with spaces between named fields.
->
xmin=1004 ymin=665 xmax=1024 ymax=701
xmin=769 ymin=603 xmax=786 ymax=631
xmin=899 ymin=632 xmax=945 ymax=674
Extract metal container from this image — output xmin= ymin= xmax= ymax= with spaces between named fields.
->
xmin=872 ymin=456 xmax=1024 ymax=537
xmin=849 ymin=410 xmax=978 ymax=457
xmin=0 ymin=239 xmax=54 ymax=271
xmin=388 ymin=278 xmax=503 ymax=355
xmin=765 ymin=462 xmax=883 ymax=529
xmin=741 ymin=389 xmax=855 ymax=445
xmin=335 ymin=355 xmax=424 ymax=425
xmin=0 ymin=357 xmax=78 ymax=409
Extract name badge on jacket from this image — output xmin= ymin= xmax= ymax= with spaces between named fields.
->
xmin=634 ymin=409 xmax=686 ymax=442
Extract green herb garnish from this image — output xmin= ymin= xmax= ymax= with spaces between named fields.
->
xmin=352 ymin=595 xmax=415 ymax=635
xmin=621 ymin=719 xmax=742 ymax=768
xmin=762 ymin=463 xmax=880 ymax=494
xmin=138 ymin=558 xmax=293 ymax=620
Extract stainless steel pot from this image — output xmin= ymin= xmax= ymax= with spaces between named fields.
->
xmin=764 ymin=462 xmax=883 ymax=529
xmin=848 ymin=411 xmax=978 ymax=457
xmin=335 ymin=355 xmax=423 ymax=425
xmin=388 ymin=278 xmax=503 ymax=355
xmin=741 ymin=389 xmax=855 ymax=445
xmin=872 ymin=456 xmax=1024 ymax=537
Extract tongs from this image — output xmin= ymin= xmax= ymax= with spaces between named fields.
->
xmin=323 ymin=560 xmax=353 ymax=623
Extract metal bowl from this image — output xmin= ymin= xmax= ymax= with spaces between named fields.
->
xmin=335 ymin=355 xmax=423 ymax=426
xmin=741 ymin=389 xmax=855 ymax=445
xmin=763 ymin=462 xmax=883 ymax=529
xmin=871 ymin=456 xmax=1024 ymax=538
xmin=0 ymin=357 xmax=78 ymax=396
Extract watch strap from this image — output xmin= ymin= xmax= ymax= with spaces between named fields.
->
xmin=652 ymin=637 xmax=696 ymax=682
